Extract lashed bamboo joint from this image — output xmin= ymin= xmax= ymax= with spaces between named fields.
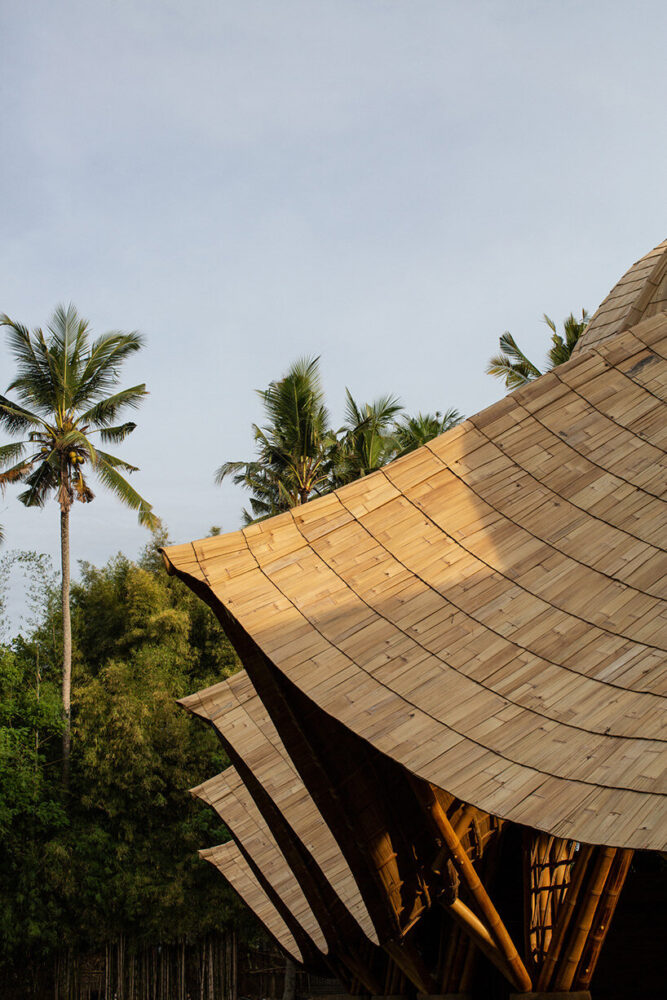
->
xmin=166 ymin=240 xmax=666 ymax=997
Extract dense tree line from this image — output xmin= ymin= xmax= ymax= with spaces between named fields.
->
xmin=0 ymin=532 xmax=260 ymax=995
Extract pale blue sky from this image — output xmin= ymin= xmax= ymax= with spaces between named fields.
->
xmin=1 ymin=0 xmax=665 ymax=590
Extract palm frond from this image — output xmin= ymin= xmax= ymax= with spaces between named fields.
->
xmin=95 ymin=456 xmax=156 ymax=527
xmin=0 ymin=452 xmax=40 ymax=488
xmin=343 ymin=388 xmax=364 ymax=429
xmin=486 ymin=331 xmax=542 ymax=390
xmin=96 ymin=422 xmax=137 ymax=444
xmin=94 ymin=448 xmax=139 ymax=473
xmin=0 ymin=440 xmax=29 ymax=469
xmin=214 ymin=460 xmax=246 ymax=485
xmin=73 ymin=332 xmax=145 ymax=406
xmin=78 ymin=384 xmax=147 ymax=426
xmin=46 ymin=304 xmax=90 ymax=409
xmin=1 ymin=317 xmax=58 ymax=412
xmin=546 ymin=310 xmax=589 ymax=369
xmin=0 ymin=396 xmax=48 ymax=433
xmin=496 ymin=333 xmax=542 ymax=376
xmin=16 ymin=459 xmax=59 ymax=508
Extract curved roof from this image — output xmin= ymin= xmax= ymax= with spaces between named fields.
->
xmin=166 ymin=310 xmax=667 ymax=851
xmin=193 ymin=765 xmax=328 ymax=953
xmin=182 ymin=670 xmax=377 ymax=942
xmin=575 ymin=238 xmax=667 ymax=352
xmin=200 ymin=841 xmax=302 ymax=962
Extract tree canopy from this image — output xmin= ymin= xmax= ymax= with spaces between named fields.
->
xmin=0 ymin=531 xmax=252 ymax=986
xmin=486 ymin=310 xmax=589 ymax=390
xmin=217 ymin=357 xmax=464 ymax=522
xmin=0 ymin=304 xmax=156 ymax=780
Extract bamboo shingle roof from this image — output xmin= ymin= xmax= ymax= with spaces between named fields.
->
xmin=181 ymin=671 xmax=377 ymax=943
xmin=167 ymin=324 xmax=667 ymax=853
xmin=166 ymin=244 xmax=667 ymax=885
xmin=200 ymin=840 xmax=303 ymax=962
xmin=192 ymin=765 xmax=328 ymax=955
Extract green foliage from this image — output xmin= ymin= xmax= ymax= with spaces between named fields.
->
xmin=0 ymin=641 xmax=67 ymax=959
xmin=0 ymin=303 xmax=155 ymax=527
xmin=0 ymin=537 xmax=246 ymax=974
xmin=333 ymin=391 xmax=402 ymax=486
xmin=217 ymin=357 xmax=464 ymax=522
xmin=486 ymin=310 xmax=589 ymax=390
xmin=216 ymin=356 xmax=336 ymax=521
xmin=393 ymin=409 xmax=463 ymax=458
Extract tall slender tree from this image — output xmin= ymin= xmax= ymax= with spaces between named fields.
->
xmin=332 ymin=390 xmax=402 ymax=486
xmin=0 ymin=304 xmax=156 ymax=781
xmin=216 ymin=356 xmax=335 ymax=522
xmin=486 ymin=310 xmax=589 ymax=390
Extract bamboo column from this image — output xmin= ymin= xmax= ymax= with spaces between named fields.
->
xmin=554 ymin=846 xmax=617 ymax=991
xmin=422 ymin=782 xmax=532 ymax=992
xmin=574 ymin=849 xmax=634 ymax=990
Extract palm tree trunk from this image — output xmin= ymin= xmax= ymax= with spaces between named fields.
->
xmin=61 ymin=499 xmax=72 ymax=785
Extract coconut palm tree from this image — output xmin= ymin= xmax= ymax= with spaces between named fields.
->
xmin=0 ymin=304 xmax=156 ymax=781
xmin=393 ymin=408 xmax=463 ymax=457
xmin=332 ymin=390 xmax=403 ymax=486
xmin=487 ymin=310 xmax=589 ymax=390
xmin=216 ymin=356 xmax=336 ymax=522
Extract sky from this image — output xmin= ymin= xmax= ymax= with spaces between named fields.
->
xmin=1 ymin=0 xmax=666 ymax=608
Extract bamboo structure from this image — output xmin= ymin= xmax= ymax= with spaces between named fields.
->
xmin=163 ymin=240 xmax=667 ymax=997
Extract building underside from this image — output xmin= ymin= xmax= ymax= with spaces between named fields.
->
xmin=162 ymin=240 xmax=667 ymax=998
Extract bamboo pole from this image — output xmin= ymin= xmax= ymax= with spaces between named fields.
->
xmin=522 ymin=829 xmax=534 ymax=978
xmin=423 ymin=783 xmax=533 ymax=992
xmin=551 ymin=836 xmax=576 ymax=916
xmin=446 ymin=898 xmax=522 ymax=988
xmin=537 ymin=843 xmax=593 ymax=990
xmin=574 ymin=849 xmax=633 ymax=989
xmin=554 ymin=846 xmax=616 ymax=991
xmin=453 ymin=802 xmax=478 ymax=840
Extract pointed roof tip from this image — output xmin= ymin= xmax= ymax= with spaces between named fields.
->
xmin=576 ymin=237 xmax=667 ymax=354
xmin=177 ymin=690 xmax=203 ymax=713
xmin=159 ymin=541 xmax=208 ymax=584
xmin=189 ymin=781 xmax=209 ymax=801
xmin=158 ymin=547 xmax=174 ymax=576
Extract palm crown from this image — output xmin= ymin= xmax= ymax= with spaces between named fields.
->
xmin=216 ymin=356 xmax=335 ymax=522
xmin=332 ymin=390 xmax=402 ymax=486
xmin=486 ymin=311 xmax=589 ymax=390
xmin=217 ymin=356 xmax=465 ymax=524
xmin=0 ymin=304 xmax=156 ymax=526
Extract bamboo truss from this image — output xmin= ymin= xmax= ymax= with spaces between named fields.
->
xmin=165 ymin=241 xmax=667 ymax=996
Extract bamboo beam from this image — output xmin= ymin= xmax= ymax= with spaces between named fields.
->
xmin=573 ymin=849 xmax=633 ymax=990
xmin=452 ymin=803 xmax=478 ymax=840
xmin=421 ymin=782 xmax=533 ymax=993
xmin=446 ymin=898 xmax=520 ymax=987
xmin=553 ymin=846 xmax=617 ymax=991
xmin=537 ymin=844 xmax=593 ymax=991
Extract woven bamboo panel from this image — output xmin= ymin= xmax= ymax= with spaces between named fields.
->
xmin=181 ymin=671 xmax=377 ymax=943
xmin=193 ymin=766 xmax=328 ymax=954
xmin=165 ymin=308 xmax=667 ymax=851
xmin=200 ymin=841 xmax=302 ymax=962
